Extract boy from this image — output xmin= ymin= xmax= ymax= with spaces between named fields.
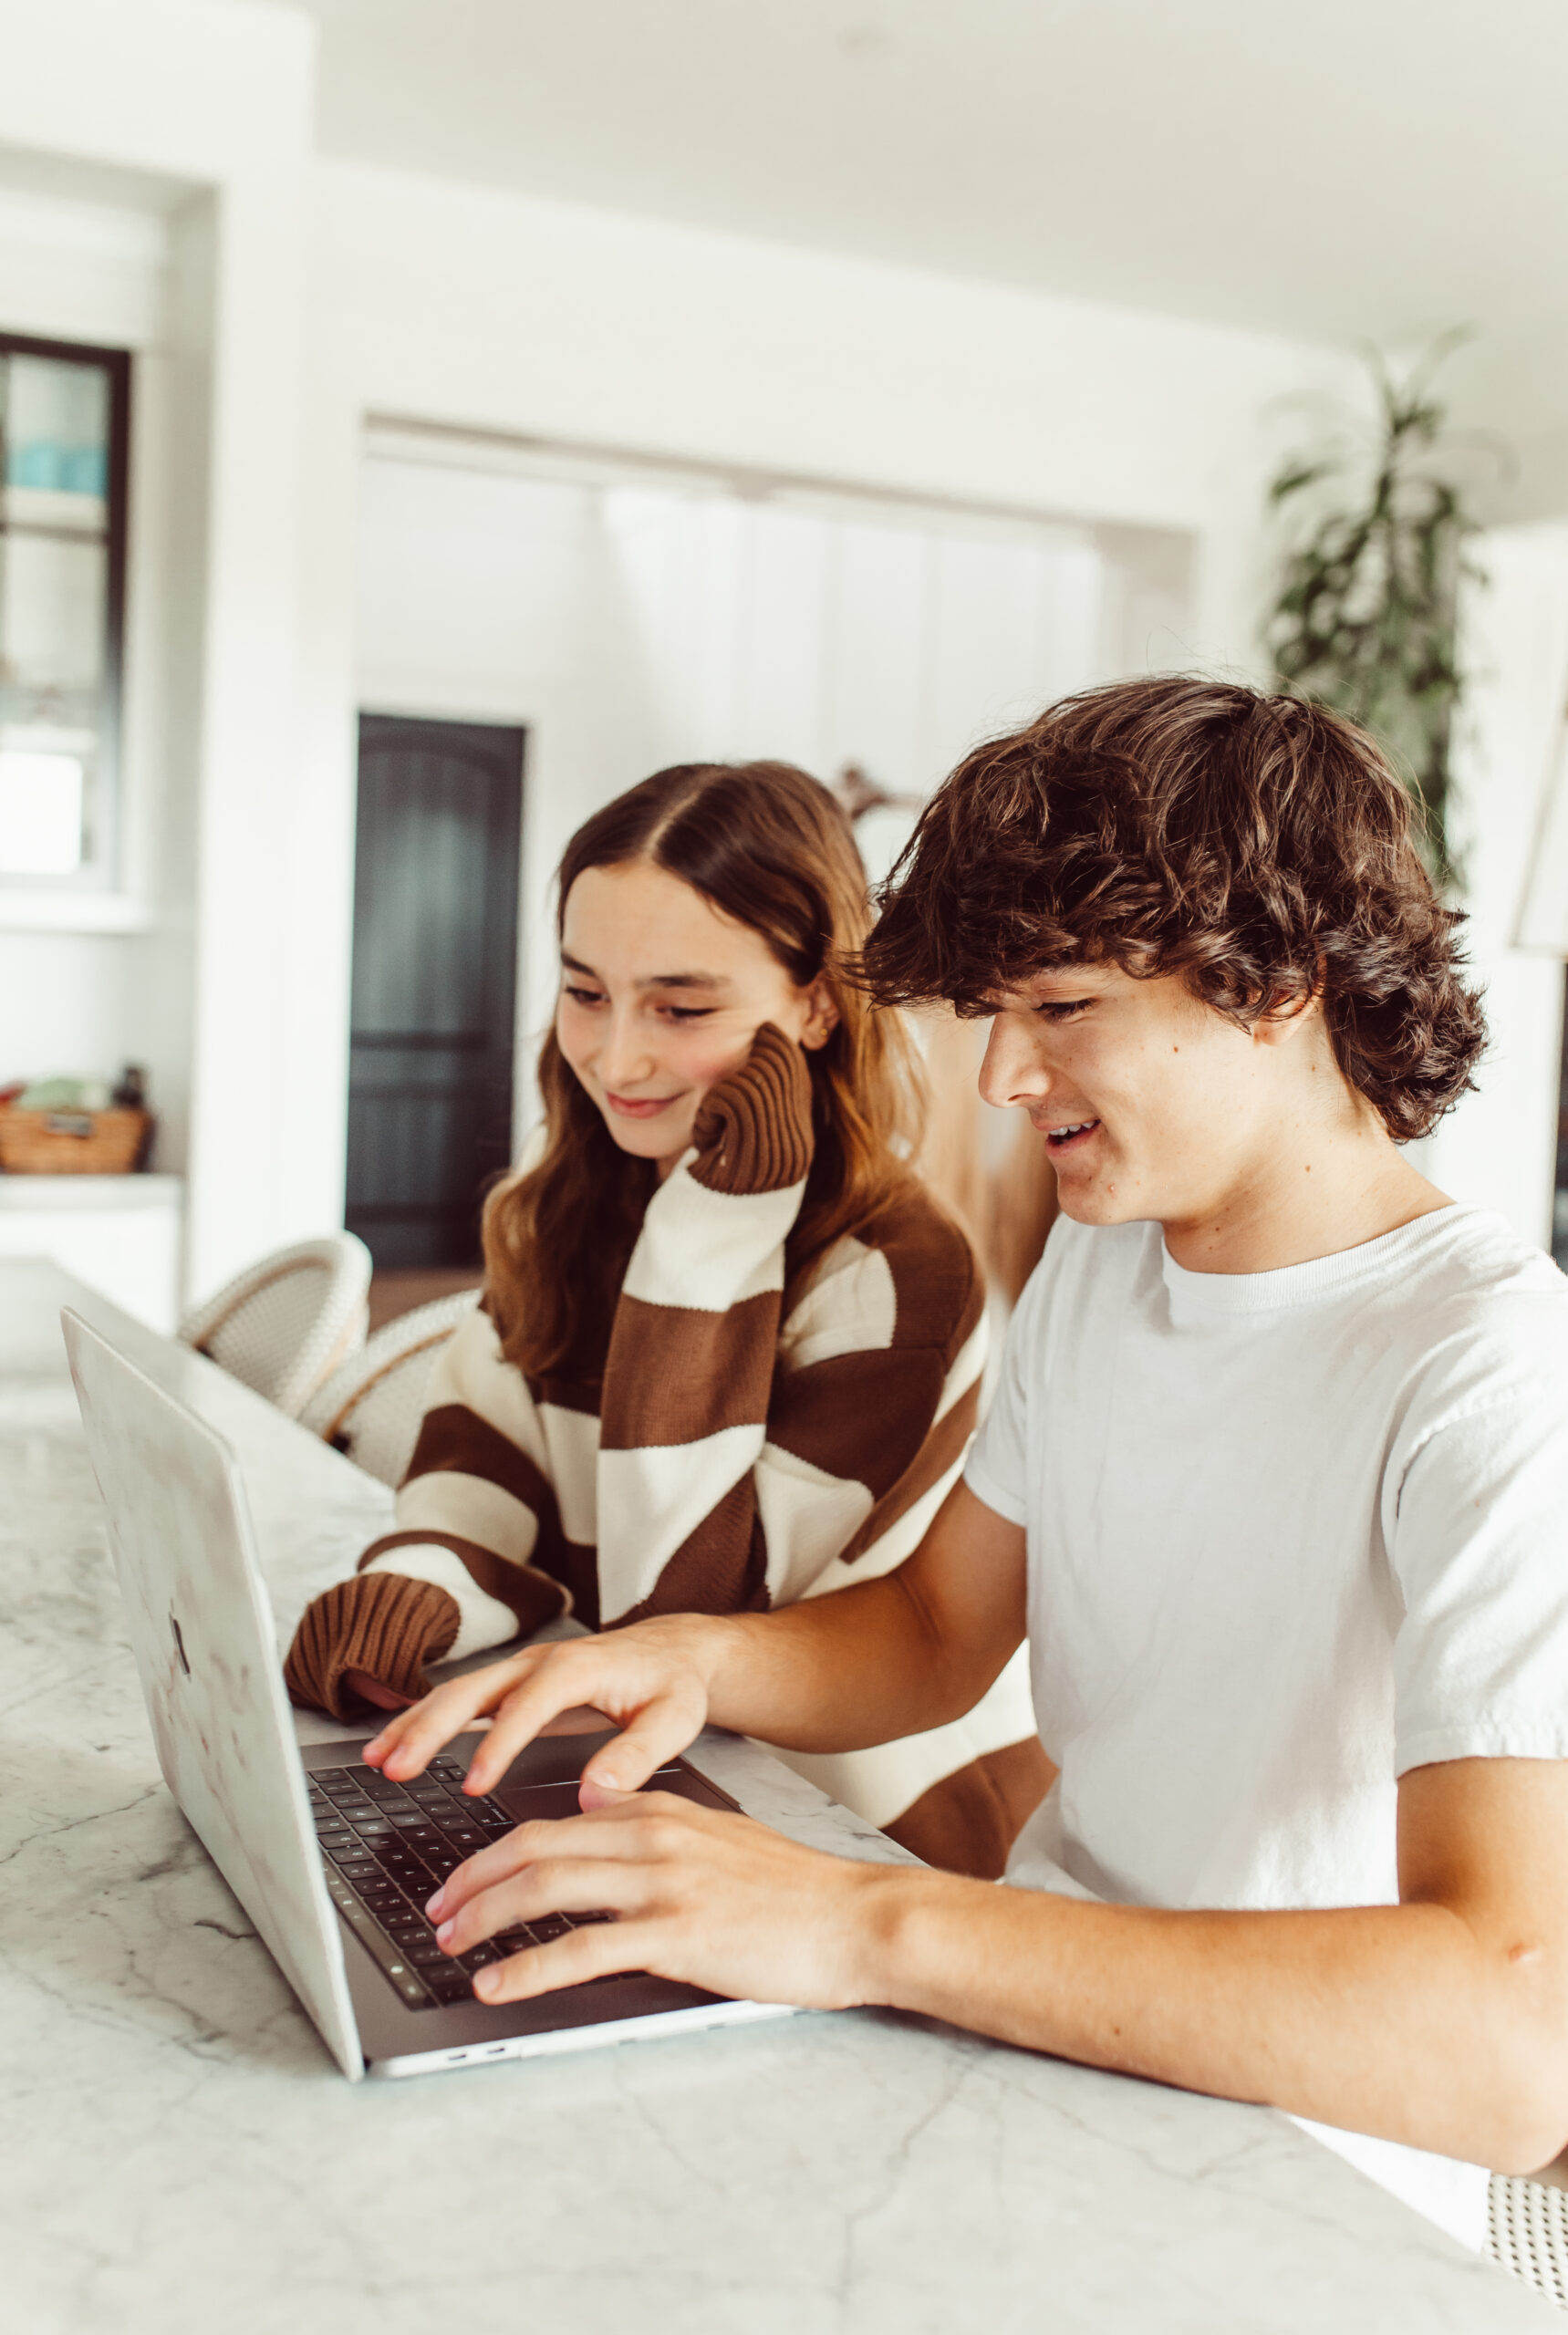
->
xmin=362 ymin=680 xmax=1568 ymax=2247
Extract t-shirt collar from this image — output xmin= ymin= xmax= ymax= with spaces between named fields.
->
xmin=1158 ymin=1202 xmax=1469 ymax=1322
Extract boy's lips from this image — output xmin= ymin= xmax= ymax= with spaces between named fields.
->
xmin=1037 ymin=1116 xmax=1101 ymax=1153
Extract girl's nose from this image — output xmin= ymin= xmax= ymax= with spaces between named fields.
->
xmin=597 ymin=1012 xmax=657 ymax=1091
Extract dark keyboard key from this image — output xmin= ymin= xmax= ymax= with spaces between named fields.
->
xmin=471 ymin=1804 xmax=514 ymax=1834
xmin=426 ymin=1969 xmax=474 ymax=2004
xmin=434 ymin=1823 xmax=485 ymax=1852
xmin=324 ymin=1877 xmax=433 ymax=2008
xmin=458 ymin=1942 xmax=502 ymax=1969
xmin=529 ymin=1915 xmax=572 ymax=1942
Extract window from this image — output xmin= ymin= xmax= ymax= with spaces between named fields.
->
xmin=0 ymin=332 xmax=130 ymax=889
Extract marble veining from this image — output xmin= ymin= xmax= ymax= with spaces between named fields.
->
xmin=0 ymin=1261 xmax=1554 ymax=2332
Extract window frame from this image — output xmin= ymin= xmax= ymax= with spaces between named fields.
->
xmin=0 ymin=327 xmax=132 ymax=892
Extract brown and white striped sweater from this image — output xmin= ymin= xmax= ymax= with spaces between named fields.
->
xmin=287 ymin=1028 xmax=1039 ymax=1850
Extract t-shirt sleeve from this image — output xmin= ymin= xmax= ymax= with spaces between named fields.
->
xmin=962 ymin=1265 xmax=1038 ymax=1529
xmin=1389 ymin=1335 xmax=1568 ymax=1775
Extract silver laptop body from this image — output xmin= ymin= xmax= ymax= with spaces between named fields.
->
xmin=64 ymin=1308 xmax=794 ymax=2079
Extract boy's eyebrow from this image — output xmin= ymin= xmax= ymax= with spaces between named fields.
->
xmin=560 ymin=949 xmax=732 ymax=993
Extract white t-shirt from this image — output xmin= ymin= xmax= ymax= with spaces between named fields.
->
xmin=965 ymin=1203 xmax=1568 ymax=2247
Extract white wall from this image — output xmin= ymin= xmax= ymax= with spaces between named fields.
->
xmin=355 ymin=456 xmax=1147 ymax=1129
xmin=1419 ymin=525 xmax=1568 ymax=1248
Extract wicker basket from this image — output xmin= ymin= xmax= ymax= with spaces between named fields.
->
xmin=0 ymin=1105 xmax=152 ymax=1174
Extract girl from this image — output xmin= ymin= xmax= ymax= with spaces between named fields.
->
xmin=286 ymin=761 xmax=1044 ymax=1875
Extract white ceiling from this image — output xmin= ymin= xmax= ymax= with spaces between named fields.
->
xmin=256 ymin=0 xmax=1568 ymax=503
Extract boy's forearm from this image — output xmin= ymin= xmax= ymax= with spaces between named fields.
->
xmin=697 ymin=1570 xmax=981 ymax=1754
xmin=847 ymin=1867 xmax=1567 ymax=2173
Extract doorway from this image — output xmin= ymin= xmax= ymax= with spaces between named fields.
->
xmin=345 ymin=712 xmax=524 ymax=1271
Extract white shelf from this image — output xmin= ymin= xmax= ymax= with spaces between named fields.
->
xmin=0 ymin=1171 xmax=182 ymax=1210
xmin=0 ymin=888 xmax=154 ymax=931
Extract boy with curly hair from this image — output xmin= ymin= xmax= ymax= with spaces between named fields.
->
xmin=362 ymin=680 xmax=1568 ymax=2248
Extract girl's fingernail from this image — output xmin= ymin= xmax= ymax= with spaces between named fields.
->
xmin=474 ymin=1967 xmax=499 ymax=1999
xmin=436 ymin=1920 xmax=455 ymax=1946
xmin=425 ymin=1890 xmax=445 ymax=1918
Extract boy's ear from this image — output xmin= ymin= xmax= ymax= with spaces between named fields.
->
xmin=800 ymin=977 xmax=840 ymax=1052
xmin=1251 ymin=971 xmax=1324 ymax=1048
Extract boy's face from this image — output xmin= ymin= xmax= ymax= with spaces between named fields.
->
xmin=978 ymin=961 xmax=1328 ymax=1234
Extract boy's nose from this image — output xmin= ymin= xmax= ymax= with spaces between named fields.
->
xmin=978 ymin=1016 xmax=1054 ymax=1110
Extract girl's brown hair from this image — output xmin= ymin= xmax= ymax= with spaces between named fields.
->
xmin=860 ymin=677 xmax=1487 ymax=1142
xmin=484 ymin=761 xmax=924 ymax=1380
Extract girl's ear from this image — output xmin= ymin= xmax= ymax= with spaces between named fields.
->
xmin=799 ymin=977 xmax=840 ymax=1052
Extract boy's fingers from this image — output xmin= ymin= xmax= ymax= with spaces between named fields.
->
xmin=456 ymin=1667 xmax=612 ymax=1793
xmin=578 ymin=1698 xmax=701 ymax=1795
xmin=374 ymin=1655 xmax=545 ymax=1776
xmin=426 ymin=1798 xmax=680 ymax=1920
xmin=440 ymin=1851 xmax=653 ymax=1954
xmin=473 ymin=1919 xmax=652 ymax=2004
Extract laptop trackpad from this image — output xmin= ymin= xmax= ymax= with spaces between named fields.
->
xmin=493 ymin=1766 xmax=706 ymax=1824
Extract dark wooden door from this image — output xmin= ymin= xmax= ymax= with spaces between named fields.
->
xmin=346 ymin=714 xmax=523 ymax=1269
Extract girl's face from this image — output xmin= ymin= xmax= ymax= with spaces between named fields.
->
xmin=557 ymin=860 xmax=836 ymax=1174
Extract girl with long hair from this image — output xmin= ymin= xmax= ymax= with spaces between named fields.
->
xmin=286 ymin=761 xmax=1044 ymax=1873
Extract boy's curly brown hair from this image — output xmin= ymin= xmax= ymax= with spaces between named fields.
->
xmin=861 ymin=677 xmax=1486 ymax=1142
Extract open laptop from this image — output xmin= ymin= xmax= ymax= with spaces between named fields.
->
xmin=63 ymin=1308 xmax=795 ymax=2080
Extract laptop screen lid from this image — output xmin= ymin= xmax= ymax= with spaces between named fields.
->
xmin=63 ymin=1308 xmax=364 ymax=2081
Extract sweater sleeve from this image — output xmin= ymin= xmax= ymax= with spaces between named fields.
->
xmin=596 ymin=1024 xmax=988 ymax=1628
xmin=284 ymin=1302 xmax=569 ymax=1718
xmin=592 ymin=1021 xmax=815 ymax=1624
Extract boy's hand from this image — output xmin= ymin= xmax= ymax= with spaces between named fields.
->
xmin=360 ymin=1614 xmax=725 ymax=1801
xmin=422 ymin=1790 xmax=900 ymax=2012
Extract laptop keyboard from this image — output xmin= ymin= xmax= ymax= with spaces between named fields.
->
xmin=307 ymin=1757 xmax=614 ymax=2011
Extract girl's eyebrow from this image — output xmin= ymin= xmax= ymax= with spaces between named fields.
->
xmin=560 ymin=950 xmax=732 ymax=993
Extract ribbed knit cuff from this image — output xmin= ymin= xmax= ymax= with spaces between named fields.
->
xmin=690 ymin=1022 xmax=815 ymax=1195
xmin=284 ymin=1572 xmax=461 ymax=1719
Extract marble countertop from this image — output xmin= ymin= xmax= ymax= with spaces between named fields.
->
xmin=0 ymin=1257 xmax=1553 ymax=2334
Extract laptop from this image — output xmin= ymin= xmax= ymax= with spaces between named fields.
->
xmin=63 ymin=1308 xmax=795 ymax=2080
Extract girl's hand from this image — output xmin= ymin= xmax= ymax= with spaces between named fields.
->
xmin=688 ymin=1020 xmax=815 ymax=1195
xmin=423 ymin=1791 xmax=898 ymax=2012
xmin=359 ymin=1614 xmax=724 ymax=1800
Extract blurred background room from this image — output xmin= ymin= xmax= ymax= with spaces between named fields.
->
xmin=3 ymin=0 xmax=1568 ymax=1349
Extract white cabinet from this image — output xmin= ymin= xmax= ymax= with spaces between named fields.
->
xmin=0 ymin=1174 xmax=182 ymax=1331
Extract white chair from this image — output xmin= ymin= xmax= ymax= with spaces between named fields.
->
xmin=1489 ymin=2174 xmax=1568 ymax=2312
xmin=180 ymin=1233 xmax=373 ymax=1420
xmin=298 ymin=1286 xmax=482 ymax=1486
